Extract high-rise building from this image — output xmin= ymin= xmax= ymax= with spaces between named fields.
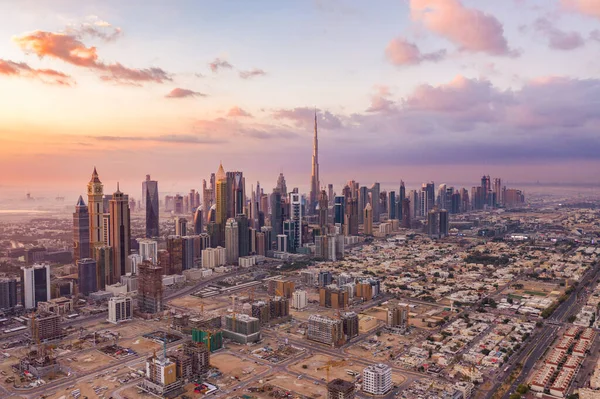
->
xmin=236 ymin=214 xmax=250 ymax=257
xmin=94 ymin=245 xmax=112 ymax=291
xmin=138 ymin=238 xmax=158 ymax=264
xmin=334 ymin=196 xmax=345 ymax=226
xmin=277 ymin=173 xmax=288 ymax=197
xmin=143 ymin=175 xmax=159 ymax=238
xmin=309 ymin=110 xmax=320 ymax=214
xmin=193 ymin=208 xmax=203 ymax=234
xmin=270 ymin=189 xmax=283 ymax=238
xmin=109 ymin=184 xmax=131 ymax=284
xmin=175 ymin=217 xmax=187 ymax=236
xmin=166 ymin=236 xmax=183 ymax=274
xmin=388 ymin=191 xmax=396 ymax=220
xmin=318 ymin=190 xmax=329 ymax=228
xmin=401 ymin=198 xmax=411 ymax=228
xmin=307 ymin=314 xmax=344 ymax=346
xmin=327 ymin=379 xmax=355 ymax=399
xmin=138 ymin=261 xmax=163 ymax=314
xmin=289 ymin=192 xmax=302 ymax=250
xmin=108 ymin=296 xmax=133 ymax=324
xmin=364 ymin=203 xmax=373 ymax=235
xmin=493 ymin=178 xmax=502 ymax=207
xmin=0 ymin=278 xmax=18 ymax=311
xmin=87 ymin=168 xmax=104 ymax=250
xmin=358 ymin=186 xmax=367 ymax=224
xmin=223 ymin=314 xmax=261 ymax=344
xmin=225 ymin=218 xmax=239 ymax=264
xmin=292 ymin=290 xmax=308 ymax=310
xmin=368 ymin=183 xmax=380 ymax=222
xmin=276 ymin=234 xmax=288 ymax=252
xmin=341 ymin=311 xmax=359 ymax=340
xmin=215 ymin=163 xmax=228 ymax=246
xmin=427 ymin=209 xmax=449 ymax=238
xmin=31 ymin=313 xmax=64 ymax=342
xmin=397 ymin=181 xmax=405 ymax=221
xmin=20 ymin=263 xmax=51 ymax=309
xmin=362 ymin=364 xmax=392 ymax=395
xmin=387 ymin=304 xmax=410 ymax=329
xmin=344 ymin=197 xmax=359 ymax=236
xmin=73 ymin=195 xmax=90 ymax=262
xmin=481 ymin=175 xmax=491 ymax=207
xmin=77 ymin=258 xmax=97 ymax=296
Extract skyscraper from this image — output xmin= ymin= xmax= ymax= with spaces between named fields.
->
xmin=270 ymin=189 xmax=283 ymax=238
xmin=318 ymin=190 xmax=329 ymax=228
xmin=388 ymin=191 xmax=396 ymax=220
xmin=334 ymin=196 xmax=345 ymax=226
xmin=77 ymin=258 xmax=97 ymax=296
xmin=143 ymin=175 xmax=159 ymax=238
xmin=309 ymin=110 xmax=320 ymax=214
xmin=344 ymin=197 xmax=359 ymax=236
xmin=289 ymin=192 xmax=302 ymax=250
xmin=109 ymin=184 xmax=131 ymax=284
xmin=73 ymin=195 xmax=90 ymax=262
xmin=175 ymin=216 xmax=188 ymax=236
xmin=225 ymin=218 xmax=239 ymax=264
xmin=277 ymin=173 xmax=288 ymax=197
xmin=364 ymin=203 xmax=373 ymax=235
xmin=193 ymin=208 xmax=203 ymax=234
xmin=358 ymin=186 xmax=367 ymax=224
xmin=236 ymin=213 xmax=250 ymax=257
xmin=215 ymin=163 xmax=228 ymax=246
xmin=369 ymin=183 xmax=380 ymax=222
xmin=87 ymin=167 xmax=104 ymax=250
xmin=20 ymin=263 xmax=51 ymax=309
xmin=481 ymin=175 xmax=491 ymax=207
xmin=397 ymin=181 xmax=405 ymax=221
xmin=401 ymin=198 xmax=411 ymax=228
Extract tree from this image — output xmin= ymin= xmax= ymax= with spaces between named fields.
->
xmin=509 ymin=394 xmax=521 ymax=399
xmin=568 ymin=315 xmax=577 ymax=323
xmin=516 ymin=384 xmax=529 ymax=394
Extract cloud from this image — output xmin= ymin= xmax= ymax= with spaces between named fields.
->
xmin=165 ymin=88 xmax=206 ymax=98
xmin=66 ymin=15 xmax=122 ymax=42
xmin=366 ymin=86 xmax=395 ymax=113
xmin=92 ymin=134 xmax=224 ymax=144
xmin=409 ymin=0 xmax=517 ymax=56
xmin=0 ymin=58 xmax=74 ymax=85
xmin=562 ymin=0 xmax=600 ymax=19
xmin=385 ymin=37 xmax=446 ymax=66
xmin=591 ymin=30 xmax=600 ymax=41
xmin=533 ymin=17 xmax=585 ymax=50
xmin=13 ymin=30 xmax=170 ymax=84
xmin=226 ymin=106 xmax=253 ymax=117
xmin=239 ymin=68 xmax=267 ymax=79
xmin=272 ymin=107 xmax=343 ymax=129
xmin=208 ymin=58 xmax=233 ymax=73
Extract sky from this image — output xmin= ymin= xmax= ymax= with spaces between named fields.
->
xmin=0 ymin=0 xmax=599 ymax=199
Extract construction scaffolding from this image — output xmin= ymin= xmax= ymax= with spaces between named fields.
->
xmin=138 ymin=261 xmax=164 ymax=314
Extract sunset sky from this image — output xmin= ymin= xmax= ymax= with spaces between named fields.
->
xmin=1 ymin=0 xmax=599 ymax=199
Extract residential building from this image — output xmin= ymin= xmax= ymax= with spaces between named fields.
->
xmin=21 ymin=263 xmax=51 ymax=309
xmin=292 ymin=290 xmax=308 ymax=310
xmin=108 ymin=296 xmax=133 ymax=324
xmin=362 ymin=364 xmax=392 ymax=395
xmin=307 ymin=314 xmax=344 ymax=346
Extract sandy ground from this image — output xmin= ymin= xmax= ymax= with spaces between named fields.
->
xmin=169 ymin=294 xmax=231 ymax=312
xmin=264 ymin=372 xmax=327 ymax=398
xmin=68 ymin=350 xmax=116 ymax=373
xmin=211 ymin=352 xmax=269 ymax=387
xmin=44 ymin=372 xmax=131 ymax=399
xmin=119 ymin=337 xmax=162 ymax=355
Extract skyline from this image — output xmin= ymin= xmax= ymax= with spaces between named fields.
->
xmin=1 ymin=0 xmax=600 ymax=194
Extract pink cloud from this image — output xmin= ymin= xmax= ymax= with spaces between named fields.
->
xmin=226 ymin=106 xmax=253 ymax=117
xmin=0 ymin=58 xmax=74 ymax=85
xmin=13 ymin=30 xmax=170 ymax=84
xmin=208 ymin=58 xmax=233 ymax=73
xmin=385 ymin=38 xmax=446 ymax=66
xmin=562 ymin=0 xmax=600 ymax=19
xmin=409 ymin=0 xmax=517 ymax=56
xmin=533 ymin=17 xmax=585 ymax=50
xmin=165 ymin=88 xmax=206 ymax=98
xmin=272 ymin=107 xmax=343 ymax=129
xmin=366 ymin=86 xmax=395 ymax=113
xmin=66 ymin=16 xmax=123 ymax=42
xmin=239 ymin=68 xmax=266 ymax=79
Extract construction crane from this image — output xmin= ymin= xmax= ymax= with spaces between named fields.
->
xmin=231 ymin=296 xmax=237 ymax=325
xmin=316 ymin=360 xmax=346 ymax=382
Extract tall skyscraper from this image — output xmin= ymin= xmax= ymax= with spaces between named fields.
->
xmin=73 ymin=195 xmax=90 ymax=262
xmin=289 ymin=192 xmax=302 ymax=250
xmin=334 ymin=196 xmax=345 ymax=225
xmin=87 ymin=167 xmax=104 ymax=250
xmin=109 ymin=184 xmax=131 ymax=284
xmin=277 ymin=173 xmax=288 ymax=197
xmin=0 ymin=278 xmax=17 ymax=311
xmin=401 ymin=198 xmax=411 ymax=228
xmin=309 ymin=110 xmax=320 ymax=214
xmin=493 ymin=178 xmax=502 ymax=207
xmin=369 ymin=183 xmax=380 ymax=222
xmin=270 ymin=189 xmax=283 ymax=238
xmin=318 ymin=190 xmax=329 ymax=228
xmin=388 ymin=191 xmax=396 ymax=220
xmin=143 ymin=175 xmax=159 ymax=238
xmin=215 ymin=163 xmax=228 ymax=246
xmin=397 ymin=181 xmax=405 ymax=221
xmin=193 ymin=208 xmax=203 ymax=234
xmin=225 ymin=218 xmax=239 ymax=264
xmin=77 ymin=258 xmax=97 ymax=296
xmin=481 ymin=175 xmax=491 ymax=207
xmin=175 ymin=216 xmax=188 ymax=236
xmin=358 ymin=186 xmax=367 ymax=224
xmin=344 ymin=197 xmax=359 ymax=236
xmin=364 ymin=203 xmax=373 ymax=235
xmin=95 ymin=246 xmax=112 ymax=291
xmin=20 ymin=263 xmax=51 ymax=309
xmin=236 ymin=213 xmax=250 ymax=257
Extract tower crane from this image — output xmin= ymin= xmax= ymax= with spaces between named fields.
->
xmin=316 ymin=359 xmax=346 ymax=383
